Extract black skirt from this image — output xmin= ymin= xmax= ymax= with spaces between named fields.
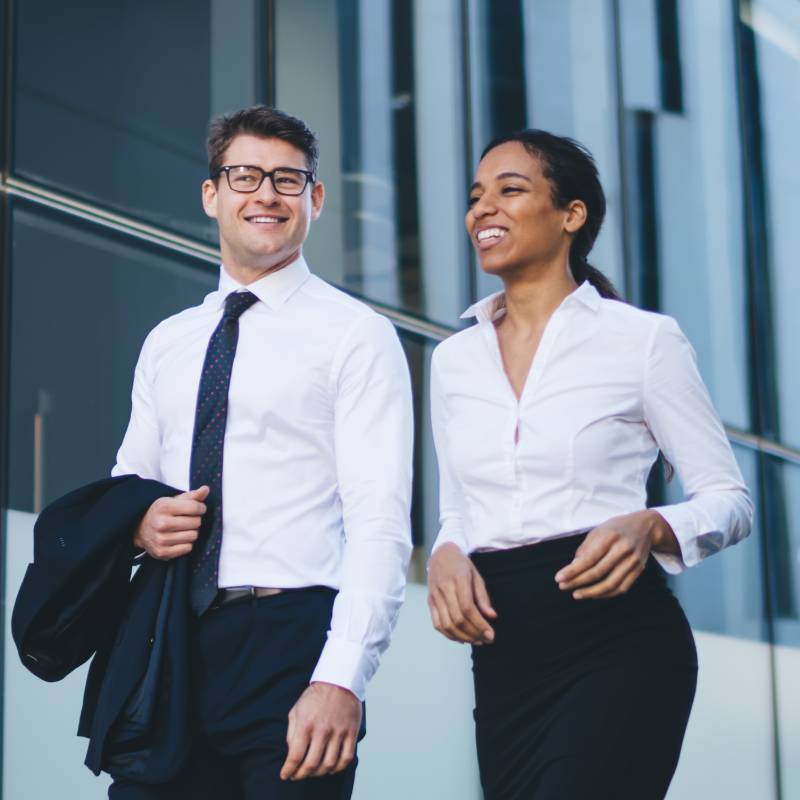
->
xmin=470 ymin=533 xmax=698 ymax=800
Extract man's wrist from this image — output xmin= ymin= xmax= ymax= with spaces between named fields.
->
xmin=309 ymin=681 xmax=359 ymax=702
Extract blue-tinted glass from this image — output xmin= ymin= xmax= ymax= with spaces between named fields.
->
xmin=8 ymin=202 xmax=217 ymax=512
xmin=667 ymin=445 xmax=767 ymax=642
xmin=747 ymin=0 xmax=800 ymax=450
xmin=620 ymin=0 xmax=750 ymax=430
xmin=274 ymin=0 xmax=469 ymax=326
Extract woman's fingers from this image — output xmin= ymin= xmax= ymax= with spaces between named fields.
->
xmin=427 ymin=544 xmax=495 ymax=644
xmin=557 ymin=541 xmax=629 ymax=591
xmin=573 ymin=553 xmax=642 ymax=599
xmin=472 ymin=569 xmax=498 ymax=621
xmin=442 ymin=578 xmax=490 ymax=642
xmin=430 ymin=592 xmax=476 ymax=643
xmin=428 ymin=576 xmax=492 ymax=643
xmin=554 ymin=530 xmax=614 ymax=585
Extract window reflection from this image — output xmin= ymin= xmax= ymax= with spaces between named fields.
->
xmin=275 ymin=0 xmax=469 ymax=325
xmin=746 ymin=0 xmax=800 ymax=450
xmin=14 ymin=0 xmax=264 ymax=244
xmin=8 ymin=202 xmax=216 ymax=512
xmin=667 ymin=444 xmax=768 ymax=642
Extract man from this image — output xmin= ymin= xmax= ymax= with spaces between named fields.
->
xmin=109 ymin=105 xmax=413 ymax=798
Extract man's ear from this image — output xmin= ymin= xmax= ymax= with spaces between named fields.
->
xmin=310 ymin=180 xmax=325 ymax=221
xmin=202 ymin=179 xmax=219 ymax=220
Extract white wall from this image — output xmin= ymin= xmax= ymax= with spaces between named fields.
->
xmin=4 ymin=507 xmax=788 ymax=799
xmin=3 ymin=510 xmax=110 ymax=799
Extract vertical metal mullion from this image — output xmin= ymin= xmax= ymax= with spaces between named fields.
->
xmin=0 ymin=0 xmax=14 ymax=793
xmin=261 ymin=0 xmax=276 ymax=106
xmin=733 ymin=2 xmax=785 ymax=798
xmin=1 ymin=0 xmax=12 ymax=178
xmin=610 ymin=0 xmax=634 ymax=303
xmin=460 ymin=0 xmax=478 ymax=306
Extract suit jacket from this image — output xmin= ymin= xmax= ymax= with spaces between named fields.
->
xmin=12 ymin=475 xmax=193 ymax=783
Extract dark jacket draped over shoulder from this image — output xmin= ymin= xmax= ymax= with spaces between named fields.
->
xmin=12 ymin=475 xmax=193 ymax=784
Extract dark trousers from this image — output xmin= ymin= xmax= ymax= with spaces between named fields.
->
xmin=109 ymin=587 xmax=357 ymax=800
xmin=470 ymin=534 xmax=698 ymax=800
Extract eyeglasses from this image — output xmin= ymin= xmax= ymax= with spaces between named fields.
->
xmin=212 ymin=165 xmax=314 ymax=195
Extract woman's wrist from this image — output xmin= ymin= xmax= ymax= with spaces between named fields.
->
xmin=645 ymin=509 xmax=680 ymax=555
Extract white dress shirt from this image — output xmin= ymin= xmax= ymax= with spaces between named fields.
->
xmin=113 ymin=256 xmax=413 ymax=700
xmin=431 ymin=281 xmax=753 ymax=574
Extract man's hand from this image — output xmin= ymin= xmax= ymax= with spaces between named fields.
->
xmin=133 ymin=486 xmax=209 ymax=560
xmin=555 ymin=510 xmax=679 ymax=599
xmin=281 ymin=682 xmax=362 ymax=781
xmin=427 ymin=542 xmax=497 ymax=644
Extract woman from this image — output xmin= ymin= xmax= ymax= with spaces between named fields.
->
xmin=427 ymin=130 xmax=752 ymax=800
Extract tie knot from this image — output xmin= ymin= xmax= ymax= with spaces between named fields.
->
xmin=223 ymin=291 xmax=258 ymax=320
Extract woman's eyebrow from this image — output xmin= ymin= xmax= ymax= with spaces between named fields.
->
xmin=470 ymin=171 xmax=533 ymax=191
xmin=495 ymin=171 xmax=532 ymax=182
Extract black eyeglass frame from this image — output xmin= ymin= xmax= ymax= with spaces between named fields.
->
xmin=211 ymin=165 xmax=315 ymax=195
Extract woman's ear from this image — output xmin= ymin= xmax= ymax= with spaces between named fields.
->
xmin=563 ymin=199 xmax=587 ymax=234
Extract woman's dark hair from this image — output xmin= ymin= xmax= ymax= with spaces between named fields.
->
xmin=481 ymin=130 xmax=621 ymax=300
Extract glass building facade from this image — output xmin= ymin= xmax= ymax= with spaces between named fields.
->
xmin=0 ymin=1 xmax=798 ymax=797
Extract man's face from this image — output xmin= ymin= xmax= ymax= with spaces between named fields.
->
xmin=202 ymin=134 xmax=324 ymax=280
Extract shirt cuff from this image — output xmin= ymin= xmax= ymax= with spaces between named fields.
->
xmin=310 ymin=638 xmax=377 ymax=702
xmin=651 ymin=504 xmax=699 ymax=574
xmin=431 ymin=525 xmax=468 ymax=555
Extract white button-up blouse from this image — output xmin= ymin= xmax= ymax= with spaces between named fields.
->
xmin=430 ymin=281 xmax=753 ymax=573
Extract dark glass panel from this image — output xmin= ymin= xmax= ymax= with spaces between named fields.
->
xmin=8 ymin=201 xmax=216 ymax=512
xmin=13 ymin=0 xmax=264 ymax=244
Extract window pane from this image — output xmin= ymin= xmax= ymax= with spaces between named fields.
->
xmin=667 ymin=444 xmax=767 ymax=641
xmin=619 ymin=0 xmax=750 ymax=429
xmin=749 ymin=0 xmax=800 ymax=449
xmin=398 ymin=332 xmax=437 ymax=577
xmin=274 ymin=0 xmax=470 ymax=326
xmin=770 ymin=455 xmax=800 ymax=797
xmin=7 ymin=202 xmax=217 ymax=512
xmin=13 ymin=0 xmax=264 ymax=244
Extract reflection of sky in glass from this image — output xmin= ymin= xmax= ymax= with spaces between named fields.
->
xmin=751 ymin=0 xmax=800 ymax=449
xmin=667 ymin=444 xmax=768 ymax=642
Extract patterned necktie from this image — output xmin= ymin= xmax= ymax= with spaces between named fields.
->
xmin=189 ymin=290 xmax=258 ymax=615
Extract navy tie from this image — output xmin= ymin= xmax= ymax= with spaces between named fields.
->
xmin=189 ymin=290 xmax=259 ymax=615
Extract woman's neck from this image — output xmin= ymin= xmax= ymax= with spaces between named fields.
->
xmin=499 ymin=264 xmax=578 ymax=333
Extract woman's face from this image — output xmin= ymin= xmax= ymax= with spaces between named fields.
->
xmin=466 ymin=141 xmax=581 ymax=277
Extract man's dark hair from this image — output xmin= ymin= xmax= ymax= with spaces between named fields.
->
xmin=206 ymin=105 xmax=319 ymax=179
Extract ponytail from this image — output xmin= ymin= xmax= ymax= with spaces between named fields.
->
xmin=569 ymin=252 xmax=622 ymax=300
xmin=482 ymin=129 xmax=623 ymax=302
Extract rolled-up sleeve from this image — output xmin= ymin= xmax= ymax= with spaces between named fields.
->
xmin=429 ymin=350 xmax=470 ymax=555
xmin=644 ymin=316 xmax=753 ymax=574
xmin=310 ymin=313 xmax=414 ymax=700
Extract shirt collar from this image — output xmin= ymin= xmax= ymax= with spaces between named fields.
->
xmin=213 ymin=256 xmax=311 ymax=311
xmin=460 ymin=280 xmax=601 ymax=322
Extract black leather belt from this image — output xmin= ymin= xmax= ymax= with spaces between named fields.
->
xmin=209 ymin=586 xmax=283 ymax=611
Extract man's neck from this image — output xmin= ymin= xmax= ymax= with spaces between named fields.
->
xmin=223 ymin=251 xmax=301 ymax=286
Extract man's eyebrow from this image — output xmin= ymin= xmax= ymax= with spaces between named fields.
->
xmin=469 ymin=172 xmax=532 ymax=192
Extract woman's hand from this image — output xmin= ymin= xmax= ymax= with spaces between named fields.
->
xmin=555 ymin=510 xmax=679 ymax=599
xmin=427 ymin=543 xmax=497 ymax=644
